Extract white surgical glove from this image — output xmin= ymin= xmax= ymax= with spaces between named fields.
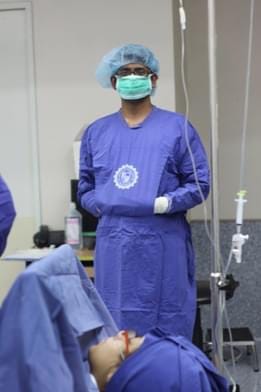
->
xmin=153 ymin=196 xmax=170 ymax=214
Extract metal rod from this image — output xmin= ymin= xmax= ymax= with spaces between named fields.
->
xmin=207 ymin=0 xmax=224 ymax=371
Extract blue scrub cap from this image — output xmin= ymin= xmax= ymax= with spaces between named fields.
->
xmin=95 ymin=44 xmax=160 ymax=88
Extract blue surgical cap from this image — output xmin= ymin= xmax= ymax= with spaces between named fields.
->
xmin=95 ymin=44 xmax=160 ymax=88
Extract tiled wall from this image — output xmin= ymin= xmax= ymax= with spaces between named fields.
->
xmin=191 ymin=220 xmax=261 ymax=339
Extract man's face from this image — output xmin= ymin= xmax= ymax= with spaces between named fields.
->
xmin=111 ymin=63 xmax=158 ymax=89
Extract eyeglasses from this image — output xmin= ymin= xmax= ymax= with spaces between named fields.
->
xmin=116 ymin=67 xmax=151 ymax=77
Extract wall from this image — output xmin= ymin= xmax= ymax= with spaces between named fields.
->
xmin=1 ymin=0 xmax=175 ymax=230
xmin=0 ymin=0 xmax=175 ymax=302
xmin=33 ymin=0 xmax=175 ymax=229
xmin=172 ymin=0 xmax=261 ymax=338
xmin=173 ymin=0 xmax=261 ymax=220
xmin=2 ymin=0 xmax=260 ymax=337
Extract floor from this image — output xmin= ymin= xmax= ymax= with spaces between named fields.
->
xmin=215 ymin=340 xmax=261 ymax=391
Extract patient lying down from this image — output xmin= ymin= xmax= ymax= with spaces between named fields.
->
xmin=88 ymin=327 xmax=228 ymax=392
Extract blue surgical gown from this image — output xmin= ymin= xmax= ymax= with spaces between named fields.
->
xmin=0 ymin=244 xmax=118 ymax=392
xmin=106 ymin=328 xmax=228 ymax=392
xmin=0 ymin=176 xmax=16 ymax=256
xmin=78 ymin=106 xmax=210 ymax=338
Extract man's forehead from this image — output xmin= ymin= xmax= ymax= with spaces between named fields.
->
xmin=119 ymin=63 xmax=147 ymax=69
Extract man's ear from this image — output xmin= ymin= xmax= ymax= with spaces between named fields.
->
xmin=151 ymin=74 xmax=158 ymax=88
xmin=111 ymin=76 xmax=117 ymax=89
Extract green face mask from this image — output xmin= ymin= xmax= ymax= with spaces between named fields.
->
xmin=116 ymin=74 xmax=152 ymax=100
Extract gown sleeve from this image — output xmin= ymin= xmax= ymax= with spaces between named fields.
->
xmin=165 ymin=120 xmax=210 ymax=214
xmin=78 ymin=128 xmax=100 ymax=218
xmin=0 ymin=176 xmax=16 ymax=256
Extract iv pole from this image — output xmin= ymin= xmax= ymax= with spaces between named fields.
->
xmin=207 ymin=0 xmax=225 ymax=371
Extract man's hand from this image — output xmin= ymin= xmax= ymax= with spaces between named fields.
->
xmin=153 ymin=197 xmax=169 ymax=214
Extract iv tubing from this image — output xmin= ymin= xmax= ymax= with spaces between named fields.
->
xmin=239 ymin=0 xmax=255 ymax=192
xmin=179 ymin=3 xmax=212 ymax=245
xmin=178 ymin=0 xmax=226 ymax=372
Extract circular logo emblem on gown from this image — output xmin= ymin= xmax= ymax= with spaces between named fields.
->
xmin=113 ymin=164 xmax=139 ymax=190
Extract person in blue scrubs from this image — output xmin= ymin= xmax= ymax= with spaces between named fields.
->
xmin=78 ymin=44 xmax=210 ymax=340
xmin=0 ymin=175 xmax=16 ymax=256
xmin=89 ymin=327 xmax=228 ymax=392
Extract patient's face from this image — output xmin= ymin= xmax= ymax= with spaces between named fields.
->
xmin=89 ymin=332 xmax=125 ymax=371
xmin=88 ymin=332 xmax=127 ymax=390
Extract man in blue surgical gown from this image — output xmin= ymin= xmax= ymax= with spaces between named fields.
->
xmin=0 ymin=175 xmax=16 ymax=256
xmin=78 ymin=44 xmax=210 ymax=339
